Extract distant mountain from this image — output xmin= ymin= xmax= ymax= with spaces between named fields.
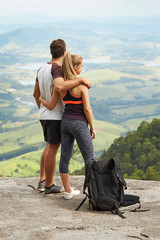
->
xmin=1 ymin=17 xmax=160 ymax=61
xmin=0 ymin=27 xmax=59 ymax=47
xmin=0 ymin=25 xmax=97 ymax=58
xmin=0 ymin=53 xmax=38 ymax=65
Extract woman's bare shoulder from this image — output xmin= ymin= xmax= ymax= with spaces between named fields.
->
xmin=71 ymin=84 xmax=88 ymax=96
xmin=78 ymin=84 xmax=88 ymax=91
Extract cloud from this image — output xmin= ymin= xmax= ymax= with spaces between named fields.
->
xmin=0 ymin=0 xmax=160 ymax=17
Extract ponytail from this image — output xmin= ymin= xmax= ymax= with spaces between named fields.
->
xmin=62 ymin=52 xmax=77 ymax=81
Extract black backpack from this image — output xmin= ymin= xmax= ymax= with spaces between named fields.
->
xmin=76 ymin=158 xmax=141 ymax=218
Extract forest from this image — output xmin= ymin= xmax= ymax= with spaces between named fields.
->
xmin=98 ymin=118 xmax=160 ymax=180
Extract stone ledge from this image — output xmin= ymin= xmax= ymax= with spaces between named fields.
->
xmin=0 ymin=176 xmax=160 ymax=240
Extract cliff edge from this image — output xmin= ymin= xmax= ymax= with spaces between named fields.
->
xmin=0 ymin=176 xmax=160 ymax=240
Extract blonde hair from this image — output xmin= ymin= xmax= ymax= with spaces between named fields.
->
xmin=62 ymin=52 xmax=83 ymax=81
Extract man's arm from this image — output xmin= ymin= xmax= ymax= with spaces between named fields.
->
xmin=54 ymin=77 xmax=91 ymax=93
xmin=33 ymin=81 xmax=41 ymax=108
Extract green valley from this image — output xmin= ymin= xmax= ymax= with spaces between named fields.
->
xmin=0 ymin=18 xmax=160 ymax=179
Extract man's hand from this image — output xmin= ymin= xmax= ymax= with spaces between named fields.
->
xmin=80 ymin=77 xmax=92 ymax=89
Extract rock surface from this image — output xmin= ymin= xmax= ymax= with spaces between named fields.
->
xmin=0 ymin=176 xmax=160 ymax=240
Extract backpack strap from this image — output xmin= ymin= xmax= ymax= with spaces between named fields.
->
xmin=112 ymin=203 xmax=126 ymax=219
xmin=111 ymin=158 xmax=127 ymax=189
xmin=75 ymin=193 xmax=88 ymax=211
xmin=75 ymin=159 xmax=95 ymax=211
xmin=130 ymin=202 xmax=149 ymax=212
xmin=131 ymin=202 xmax=141 ymax=212
xmin=83 ymin=159 xmax=95 ymax=192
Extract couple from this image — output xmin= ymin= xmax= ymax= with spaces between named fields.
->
xmin=33 ymin=39 xmax=96 ymax=200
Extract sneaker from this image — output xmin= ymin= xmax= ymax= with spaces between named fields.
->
xmin=64 ymin=189 xmax=80 ymax=200
xmin=45 ymin=184 xmax=64 ymax=194
xmin=37 ymin=179 xmax=46 ymax=192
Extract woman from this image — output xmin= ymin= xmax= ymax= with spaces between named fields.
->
xmin=39 ymin=52 xmax=96 ymax=199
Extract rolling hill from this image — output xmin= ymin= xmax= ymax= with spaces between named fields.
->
xmin=1 ymin=17 xmax=160 ymax=177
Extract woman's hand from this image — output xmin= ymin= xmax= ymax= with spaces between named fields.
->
xmin=90 ymin=128 xmax=96 ymax=139
xmin=39 ymin=95 xmax=43 ymax=103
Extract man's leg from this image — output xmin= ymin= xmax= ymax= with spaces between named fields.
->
xmin=45 ymin=142 xmax=60 ymax=188
xmin=40 ymin=143 xmax=48 ymax=181
xmin=38 ymin=120 xmax=48 ymax=190
xmin=37 ymin=143 xmax=48 ymax=191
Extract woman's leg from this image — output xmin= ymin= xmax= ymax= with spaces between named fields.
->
xmin=59 ymin=119 xmax=75 ymax=193
xmin=60 ymin=172 xmax=71 ymax=193
xmin=72 ymin=120 xmax=94 ymax=170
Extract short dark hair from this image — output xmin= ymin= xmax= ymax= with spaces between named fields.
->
xmin=50 ymin=39 xmax=66 ymax=58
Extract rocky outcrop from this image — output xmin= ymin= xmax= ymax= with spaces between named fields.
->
xmin=0 ymin=176 xmax=160 ymax=240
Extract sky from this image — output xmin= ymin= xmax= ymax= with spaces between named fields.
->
xmin=1 ymin=0 xmax=160 ymax=18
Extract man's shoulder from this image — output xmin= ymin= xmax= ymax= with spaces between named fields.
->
xmin=37 ymin=64 xmax=52 ymax=82
xmin=38 ymin=63 xmax=51 ymax=72
xmin=51 ymin=62 xmax=62 ymax=71
xmin=51 ymin=63 xmax=63 ymax=79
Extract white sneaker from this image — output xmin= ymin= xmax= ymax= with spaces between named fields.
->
xmin=60 ymin=186 xmax=65 ymax=193
xmin=64 ymin=189 xmax=80 ymax=200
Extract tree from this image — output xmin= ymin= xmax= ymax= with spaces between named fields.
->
xmin=98 ymin=118 xmax=160 ymax=181
xmin=143 ymin=166 xmax=157 ymax=180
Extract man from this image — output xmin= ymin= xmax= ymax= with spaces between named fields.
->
xmin=33 ymin=39 xmax=91 ymax=194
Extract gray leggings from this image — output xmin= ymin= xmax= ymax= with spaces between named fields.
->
xmin=59 ymin=117 xmax=94 ymax=173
